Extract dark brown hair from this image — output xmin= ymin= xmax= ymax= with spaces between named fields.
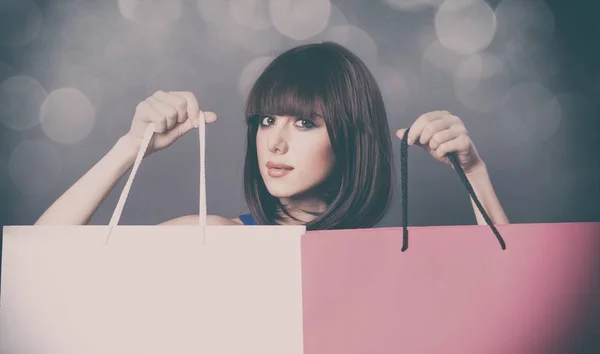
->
xmin=243 ymin=41 xmax=394 ymax=230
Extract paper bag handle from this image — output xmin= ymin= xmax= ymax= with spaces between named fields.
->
xmin=107 ymin=112 xmax=208 ymax=240
xmin=399 ymin=129 xmax=506 ymax=252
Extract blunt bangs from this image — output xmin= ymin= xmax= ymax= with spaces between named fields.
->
xmin=244 ymin=45 xmax=337 ymax=123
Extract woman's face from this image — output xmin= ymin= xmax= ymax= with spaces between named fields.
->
xmin=256 ymin=114 xmax=335 ymax=199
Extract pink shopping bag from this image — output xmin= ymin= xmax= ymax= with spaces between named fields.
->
xmin=302 ymin=222 xmax=600 ymax=354
xmin=301 ymin=130 xmax=600 ymax=354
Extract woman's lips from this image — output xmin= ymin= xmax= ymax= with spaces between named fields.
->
xmin=266 ymin=161 xmax=294 ymax=178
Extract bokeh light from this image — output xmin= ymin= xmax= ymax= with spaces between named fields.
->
xmin=434 ymin=0 xmax=496 ymax=55
xmin=40 ymin=88 xmax=96 ymax=145
xmin=229 ymin=0 xmax=272 ymax=31
xmin=269 ymin=0 xmax=332 ymax=40
xmin=0 ymin=75 xmax=48 ymax=131
xmin=118 ymin=0 xmax=183 ymax=30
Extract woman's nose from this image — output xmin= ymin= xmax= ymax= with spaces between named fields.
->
xmin=268 ymin=126 xmax=289 ymax=154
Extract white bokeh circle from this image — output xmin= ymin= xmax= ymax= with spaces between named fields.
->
xmin=40 ymin=88 xmax=96 ymax=145
xmin=434 ymin=0 xmax=496 ymax=55
xmin=269 ymin=0 xmax=332 ymax=40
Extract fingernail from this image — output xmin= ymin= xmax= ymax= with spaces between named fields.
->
xmin=407 ymin=138 xmax=413 ymax=146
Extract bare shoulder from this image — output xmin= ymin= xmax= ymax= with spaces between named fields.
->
xmin=159 ymin=214 xmax=243 ymax=226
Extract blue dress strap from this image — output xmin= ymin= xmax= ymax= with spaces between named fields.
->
xmin=238 ymin=213 xmax=258 ymax=225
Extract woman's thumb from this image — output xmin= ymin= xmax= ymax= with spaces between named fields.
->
xmin=395 ymin=128 xmax=408 ymax=140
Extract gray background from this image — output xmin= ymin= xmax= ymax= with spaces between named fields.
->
xmin=0 ymin=1 xmax=599 ymax=352
xmin=0 ymin=0 xmax=598 ymax=228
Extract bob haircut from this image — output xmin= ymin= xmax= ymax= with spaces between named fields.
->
xmin=243 ymin=41 xmax=394 ymax=230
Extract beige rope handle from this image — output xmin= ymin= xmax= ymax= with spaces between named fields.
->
xmin=107 ymin=112 xmax=207 ymax=243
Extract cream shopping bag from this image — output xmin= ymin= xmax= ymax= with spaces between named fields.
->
xmin=0 ymin=113 xmax=306 ymax=354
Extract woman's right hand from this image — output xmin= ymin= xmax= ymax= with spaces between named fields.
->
xmin=122 ymin=90 xmax=218 ymax=155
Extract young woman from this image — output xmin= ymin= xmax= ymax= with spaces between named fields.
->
xmin=34 ymin=42 xmax=509 ymax=228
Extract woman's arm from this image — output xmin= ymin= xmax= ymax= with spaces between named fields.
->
xmin=34 ymin=137 xmax=138 ymax=225
xmin=395 ymin=111 xmax=510 ymax=226
xmin=34 ymin=90 xmax=217 ymax=225
xmin=465 ymin=163 xmax=510 ymax=225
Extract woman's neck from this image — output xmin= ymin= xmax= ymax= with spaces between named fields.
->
xmin=277 ymin=195 xmax=328 ymax=225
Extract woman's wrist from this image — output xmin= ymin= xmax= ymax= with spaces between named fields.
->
xmin=115 ymin=134 xmax=143 ymax=157
xmin=464 ymin=161 xmax=510 ymax=225
xmin=464 ymin=160 xmax=488 ymax=180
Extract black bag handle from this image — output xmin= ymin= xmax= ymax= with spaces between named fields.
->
xmin=399 ymin=129 xmax=506 ymax=252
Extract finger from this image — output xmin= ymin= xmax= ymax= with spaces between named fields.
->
xmin=419 ymin=118 xmax=454 ymax=147
xmin=395 ymin=128 xmax=409 ymax=141
xmin=153 ymin=90 xmax=188 ymax=123
xmin=169 ymin=91 xmax=219 ymax=127
xmin=138 ymin=100 xmax=168 ymax=133
xmin=169 ymin=91 xmax=197 ymax=124
xmin=203 ymin=111 xmax=218 ymax=124
xmin=134 ymin=101 xmax=153 ymax=124
xmin=166 ymin=112 xmax=217 ymax=140
xmin=163 ymin=118 xmax=193 ymax=141
xmin=191 ymin=111 xmax=218 ymax=129
xmin=406 ymin=110 xmax=449 ymax=146
xmin=147 ymin=96 xmax=178 ymax=131
xmin=435 ymin=133 xmax=471 ymax=159
xmin=428 ymin=126 xmax=459 ymax=150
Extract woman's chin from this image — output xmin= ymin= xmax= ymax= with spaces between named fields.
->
xmin=265 ymin=185 xmax=298 ymax=199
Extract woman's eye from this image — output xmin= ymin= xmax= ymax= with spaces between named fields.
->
xmin=295 ymin=119 xmax=315 ymax=128
xmin=260 ymin=116 xmax=275 ymax=126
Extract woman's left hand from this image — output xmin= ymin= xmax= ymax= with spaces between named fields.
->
xmin=395 ymin=110 xmax=484 ymax=173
